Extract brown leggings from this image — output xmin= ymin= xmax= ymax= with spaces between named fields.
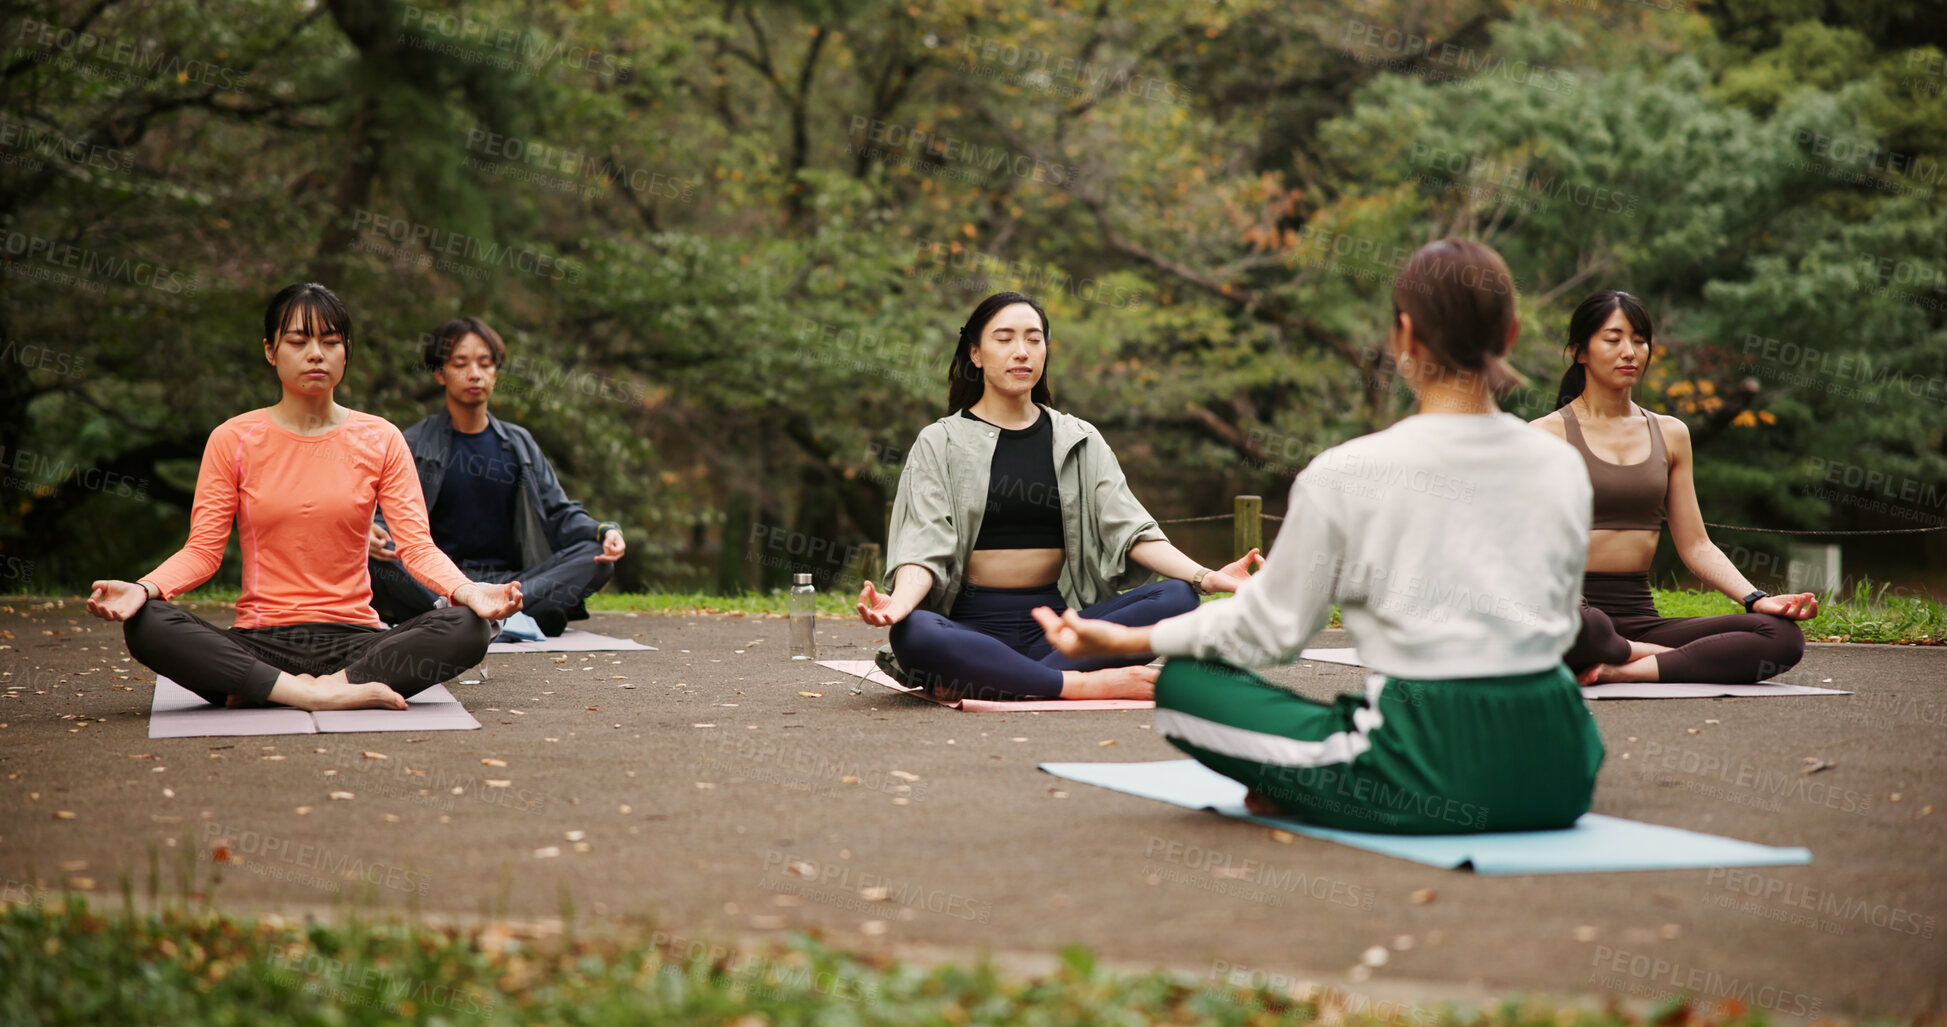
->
xmin=1562 ymin=572 xmax=1806 ymax=683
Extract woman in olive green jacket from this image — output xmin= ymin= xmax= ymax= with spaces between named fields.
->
xmin=857 ymin=292 xmax=1262 ymax=701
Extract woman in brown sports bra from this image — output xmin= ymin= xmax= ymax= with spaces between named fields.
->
xmin=1531 ymin=291 xmax=1819 ymax=684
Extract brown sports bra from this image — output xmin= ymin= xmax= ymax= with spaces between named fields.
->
xmin=1560 ymin=404 xmax=1668 ymax=530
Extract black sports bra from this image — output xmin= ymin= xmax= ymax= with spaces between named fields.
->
xmin=961 ymin=409 xmax=1063 ymax=550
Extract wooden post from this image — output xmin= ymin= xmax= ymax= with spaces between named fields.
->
xmin=1234 ymin=495 xmax=1262 ymax=562
xmin=857 ymin=543 xmax=883 ymax=590
xmin=716 ymin=491 xmax=752 ymax=595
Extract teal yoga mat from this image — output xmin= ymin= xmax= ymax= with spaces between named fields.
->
xmin=1040 ymin=760 xmax=1812 ymax=875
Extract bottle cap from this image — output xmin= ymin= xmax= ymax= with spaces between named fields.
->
xmin=794 ymin=573 xmax=813 ymax=585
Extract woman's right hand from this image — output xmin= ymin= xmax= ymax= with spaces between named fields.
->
xmin=87 ymin=580 xmax=148 ymax=622
xmin=857 ymin=581 xmax=906 ymax=627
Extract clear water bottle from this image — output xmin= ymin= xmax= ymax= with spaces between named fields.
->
xmin=789 ymin=572 xmax=816 ymax=660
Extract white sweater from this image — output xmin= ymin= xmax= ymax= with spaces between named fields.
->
xmin=1150 ymin=413 xmax=1592 ymax=678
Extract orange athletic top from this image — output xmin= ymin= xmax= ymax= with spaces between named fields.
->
xmin=143 ymin=410 xmax=471 ymax=629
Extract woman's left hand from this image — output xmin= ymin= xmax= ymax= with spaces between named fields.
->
xmin=1033 ymin=606 xmax=1144 ymax=659
xmin=1752 ymin=592 xmax=1819 ymax=620
xmin=459 ymin=581 xmax=524 ymax=621
xmin=595 ymin=529 xmax=626 ymax=563
xmin=1198 ymin=548 xmax=1264 ymax=595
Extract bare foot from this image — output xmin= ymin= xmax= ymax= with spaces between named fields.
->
xmin=1627 ymin=640 xmax=1673 ymax=661
xmin=267 ymin=670 xmax=407 ymax=711
xmin=1059 ymin=664 xmax=1159 ymax=700
xmin=1580 ymin=656 xmax=1661 ymax=685
xmin=1243 ymin=790 xmax=1288 ymax=816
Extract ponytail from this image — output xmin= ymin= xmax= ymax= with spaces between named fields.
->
xmin=1555 ymin=364 xmax=1586 ymax=410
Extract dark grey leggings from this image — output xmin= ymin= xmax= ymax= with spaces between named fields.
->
xmin=123 ymin=600 xmax=493 ymax=705
xmin=1563 ymin=573 xmax=1805 ymax=683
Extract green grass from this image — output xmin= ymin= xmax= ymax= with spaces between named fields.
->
xmin=39 ymin=580 xmax=1947 ymax=644
xmin=0 ymin=899 xmax=1861 ymax=1027
xmin=1652 ymin=581 xmax=1945 ymax=645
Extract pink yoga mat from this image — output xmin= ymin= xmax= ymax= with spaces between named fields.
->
xmin=149 ymin=678 xmax=481 ymax=737
xmin=1296 ymin=648 xmax=1851 ymax=699
xmin=816 ymin=660 xmax=1154 ymax=711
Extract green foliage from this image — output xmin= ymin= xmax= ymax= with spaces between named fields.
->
xmin=2 ymin=0 xmax=1941 ymax=596
xmin=0 ymin=900 xmax=1884 ymax=1026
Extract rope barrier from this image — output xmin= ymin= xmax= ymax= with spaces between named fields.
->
xmin=1158 ymin=510 xmax=1933 ymax=535
xmin=1701 ymin=521 xmax=1945 ymax=536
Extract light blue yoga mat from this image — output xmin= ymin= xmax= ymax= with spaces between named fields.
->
xmin=1040 ymin=760 xmax=1812 ymax=875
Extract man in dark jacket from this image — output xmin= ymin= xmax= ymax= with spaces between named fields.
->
xmin=368 ymin=317 xmax=624 ymax=636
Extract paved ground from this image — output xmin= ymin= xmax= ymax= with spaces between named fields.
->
xmin=1 ymin=600 xmax=1942 ymax=1020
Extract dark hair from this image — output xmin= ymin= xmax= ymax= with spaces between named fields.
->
xmin=262 ymin=282 xmax=353 ymax=362
xmin=424 ymin=316 xmax=508 ymax=371
xmin=1390 ymin=239 xmax=1526 ymax=396
xmin=1555 ymin=291 xmax=1654 ymax=410
xmin=946 ymin=292 xmax=1053 ymax=415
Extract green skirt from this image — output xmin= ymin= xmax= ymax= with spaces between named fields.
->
xmin=1154 ymin=658 xmax=1605 ymax=835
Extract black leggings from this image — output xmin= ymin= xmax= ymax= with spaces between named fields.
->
xmin=123 ymin=600 xmax=493 ymax=705
xmin=890 ymin=579 xmax=1201 ymax=701
xmin=1562 ymin=572 xmax=1805 ymax=683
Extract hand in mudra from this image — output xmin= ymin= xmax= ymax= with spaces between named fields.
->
xmin=87 ymin=580 xmax=148 ymax=621
xmin=1199 ymin=548 xmax=1265 ymax=595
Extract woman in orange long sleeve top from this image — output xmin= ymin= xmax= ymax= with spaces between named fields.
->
xmin=85 ymin=283 xmax=523 ymax=711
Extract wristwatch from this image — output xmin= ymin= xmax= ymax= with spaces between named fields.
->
xmin=1740 ymin=590 xmax=1769 ymax=613
xmin=1191 ymin=568 xmax=1212 ymax=595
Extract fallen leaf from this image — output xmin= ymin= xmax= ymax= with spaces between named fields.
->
xmin=485 ymin=779 xmax=511 ymax=788
xmin=294 ymin=806 xmax=313 ymax=815
xmin=1409 ymin=888 xmax=1436 ymax=904
xmin=1098 ymin=740 xmax=1119 ymax=747
xmin=1269 ymin=830 xmax=1296 ymax=843
xmin=534 ymin=846 xmax=561 ymax=859
xmin=482 ymin=758 xmax=507 ymax=767
xmin=798 ymin=691 xmax=825 ymax=698
xmin=565 ymin=830 xmax=586 ymax=842
xmin=328 ymin=791 xmax=354 ymax=800
xmin=52 ymin=810 xmax=76 ymax=820
xmin=362 ymin=751 xmax=388 ymax=760
xmin=890 ymin=770 xmax=920 ymax=782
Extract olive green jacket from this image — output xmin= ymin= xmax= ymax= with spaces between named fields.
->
xmin=885 ymin=404 xmax=1167 ymax=616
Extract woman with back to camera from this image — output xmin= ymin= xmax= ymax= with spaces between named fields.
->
xmin=856 ymin=291 xmax=1263 ymax=702
xmin=1035 ymin=240 xmax=1605 ymax=833
xmin=1537 ymin=291 xmax=1816 ymax=685
xmin=85 ymin=282 xmax=522 ymax=711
